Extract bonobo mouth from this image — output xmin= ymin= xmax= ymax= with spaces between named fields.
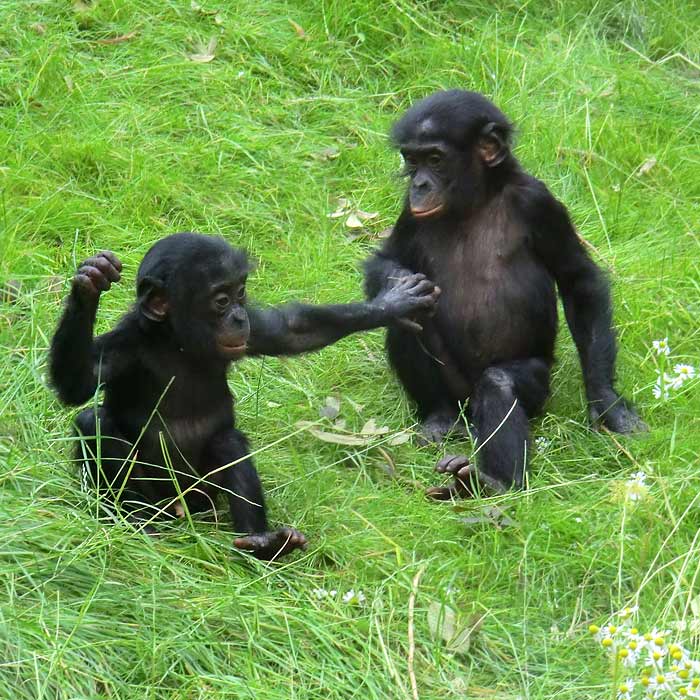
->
xmin=410 ymin=203 xmax=445 ymax=218
xmin=217 ymin=341 xmax=248 ymax=359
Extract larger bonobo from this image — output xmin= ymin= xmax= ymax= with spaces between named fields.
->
xmin=364 ymin=90 xmax=646 ymax=499
xmin=50 ymin=232 xmax=439 ymax=559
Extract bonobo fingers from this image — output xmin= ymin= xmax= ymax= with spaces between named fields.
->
xmin=234 ymin=527 xmax=307 ymax=561
xmin=436 ymin=454 xmax=470 ymax=474
xmin=73 ymin=251 xmax=122 ymax=300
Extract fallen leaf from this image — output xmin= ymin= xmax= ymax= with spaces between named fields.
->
xmin=95 ymin=31 xmax=138 ymax=45
xmin=360 ymin=419 xmax=390 ymax=436
xmin=266 ymin=401 xmax=281 ymax=408
xmin=345 ymin=213 xmax=364 ymax=228
xmin=311 ymin=147 xmax=340 ymax=162
xmin=188 ymin=36 xmax=217 ymax=63
xmin=30 ymin=23 xmax=46 ymax=35
xmin=295 ymin=421 xmax=371 ymax=446
xmin=388 ymin=431 xmax=410 ymax=446
xmin=288 ymin=19 xmax=309 ymax=40
xmin=319 ymin=396 xmax=341 ymax=420
xmin=427 ymin=603 xmax=483 ymax=656
xmin=355 ymin=210 xmax=378 ymax=221
xmin=638 ymin=157 xmax=657 ymax=176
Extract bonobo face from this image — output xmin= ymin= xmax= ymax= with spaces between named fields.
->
xmin=137 ymin=234 xmax=252 ymax=363
xmin=400 ymin=140 xmax=456 ymax=219
xmin=180 ymin=260 xmax=251 ymax=362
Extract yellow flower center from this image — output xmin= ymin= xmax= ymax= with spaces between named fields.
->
xmin=693 ymin=679 xmax=700 ymax=688
xmin=629 ymin=641 xmax=638 ymax=650
xmin=630 ymin=628 xmax=638 ymax=635
xmin=602 ymin=638 xmax=613 ymax=647
xmin=656 ymin=675 xmax=665 ymax=684
xmin=641 ymin=677 xmax=650 ymax=687
xmin=680 ymin=689 xmax=688 ymax=697
xmin=680 ymin=670 xmax=690 ymax=680
xmin=644 ymin=633 xmax=653 ymax=641
xmin=673 ymin=650 xmax=683 ymax=660
xmin=654 ymin=637 xmax=665 ymax=646
xmin=588 ymin=624 xmax=599 ymax=634
xmin=609 ymin=625 xmax=618 ymax=634
xmin=619 ymin=684 xmax=629 ymax=693
xmin=619 ymin=649 xmax=629 ymax=658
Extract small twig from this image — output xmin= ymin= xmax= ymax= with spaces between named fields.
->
xmin=408 ymin=566 xmax=426 ymax=700
xmin=600 ymin=426 xmax=642 ymax=467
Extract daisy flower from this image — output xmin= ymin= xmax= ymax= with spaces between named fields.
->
xmin=342 ymin=589 xmax=366 ymax=605
xmin=625 ymin=472 xmax=649 ymax=502
xmin=673 ymin=364 xmax=696 ymax=386
xmin=652 ymin=338 xmax=671 ymax=356
xmin=653 ymin=372 xmax=674 ymax=400
xmin=617 ymin=680 xmax=634 ymax=700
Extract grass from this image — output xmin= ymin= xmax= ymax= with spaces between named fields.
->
xmin=0 ymin=0 xmax=699 ymax=697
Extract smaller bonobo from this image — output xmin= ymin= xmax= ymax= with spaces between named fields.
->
xmin=50 ymin=232 xmax=439 ymax=559
xmin=364 ymin=90 xmax=646 ymax=499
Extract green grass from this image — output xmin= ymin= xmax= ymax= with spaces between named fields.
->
xmin=1 ymin=1 xmax=699 ymax=698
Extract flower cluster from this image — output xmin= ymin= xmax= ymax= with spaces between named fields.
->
xmin=624 ymin=471 xmax=650 ymax=503
xmin=651 ymin=339 xmax=696 ymax=400
xmin=589 ymin=606 xmax=700 ymax=698
xmin=311 ymin=588 xmax=366 ymax=605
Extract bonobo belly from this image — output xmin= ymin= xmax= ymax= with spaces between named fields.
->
xmin=427 ymin=252 xmax=557 ymax=390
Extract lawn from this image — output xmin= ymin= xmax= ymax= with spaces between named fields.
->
xmin=1 ymin=1 xmax=699 ymax=698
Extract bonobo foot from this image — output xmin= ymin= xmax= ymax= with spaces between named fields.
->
xmin=425 ymin=455 xmax=507 ymax=500
xmin=234 ymin=527 xmax=308 ymax=560
xmin=418 ymin=411 xmax=468 ymax=445
xmin=590 ymin=396 xmax=649 ymax=434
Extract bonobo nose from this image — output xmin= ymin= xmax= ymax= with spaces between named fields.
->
xmin=231 ymin=306 xmax=247 ymax=323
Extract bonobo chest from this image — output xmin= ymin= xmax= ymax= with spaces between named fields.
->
xmin=409 ymin=200 xmax=557 ymax=364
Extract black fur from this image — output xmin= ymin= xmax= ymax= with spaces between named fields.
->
xmin=365 ymin=90 xmax=646 ymax=495
xmin=50 ymin=232 xmax=439 ymax=557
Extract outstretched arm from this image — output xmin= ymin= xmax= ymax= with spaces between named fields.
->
xmin=49 ymin=252 xmax=122 ymax=406
xmin=247 ymin=273 xmax=439 ymax=356
xmin=527 ymin=182 xmax=646 ymax=433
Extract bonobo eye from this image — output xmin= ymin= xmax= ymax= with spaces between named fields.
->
xmin=236 ymin=286 xmax=246 ymax=302
xmin=427 ymin=153 xmax=443 ymax=168
xmin=214 ymin=293 xmax=230 ymax=311
xmin=402 ymin=153 xmax=418 ymax=172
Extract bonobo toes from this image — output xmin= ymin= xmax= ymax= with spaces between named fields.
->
xmin=418 ymin=411 xmax=467 ymax=445
xmin=426 ymin=455 xmax=508 ymax=500
xmin=233 ymin=527 xmax=308 ymax=560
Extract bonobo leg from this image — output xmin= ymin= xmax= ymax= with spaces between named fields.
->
xmin=387 ymin=325 xmax=467 ymax=443
xmin=74 ymin=407 xmax=158 ymax=530
xmin=426 ymin=358 xmax=551 ymax=499
xmin=206 ymin=429 xmax=307 ymax=561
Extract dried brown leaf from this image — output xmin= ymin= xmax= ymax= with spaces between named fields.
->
xmin=345 ymin=213 xmax=364 ymax=229
xmin=188 ymin=36 xmax=217 ymax=63
xmin=288 ymin=19 xmax=309 ymax=40
xmin=95 ymin=31 xmax=137 ymax=45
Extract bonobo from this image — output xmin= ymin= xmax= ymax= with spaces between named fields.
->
xmin=364 ymin=89 xmax=646 ymax=499
xmin=50 ymin=232 xmax=439 ymax=559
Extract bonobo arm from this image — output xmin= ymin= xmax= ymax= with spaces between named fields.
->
xmin=247 ymin=273 xmax=439 ymax=356
xmin=49 ymin=252 xmax=123 ymax=406
xmin=525 ymin=181 xmax=646 ymax=433
xmin=363 ymin=250 xmax=417 ymax=298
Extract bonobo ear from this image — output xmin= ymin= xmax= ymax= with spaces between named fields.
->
xmin=477 ymin=122 xmax=509 ymax=167
xmin=137 ymin=276 xmax=169 ymax=322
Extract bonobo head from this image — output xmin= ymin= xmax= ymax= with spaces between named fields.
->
xmin=136 ymin=232 xmax=250 ymax=362
xmin=392 ymin=90 xmax=514 ymax=219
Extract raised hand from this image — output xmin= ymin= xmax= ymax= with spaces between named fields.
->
xmin=72 ymin=251 xmax=122 ymax=303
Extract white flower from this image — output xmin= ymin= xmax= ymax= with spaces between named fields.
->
xmin=673 ymin=364 xmax=696 ymax=386
xmin=625 ymin=472 xmax=649 ymax=502
xmin=653 ymin=372 xmax=675 ymax=400
xmin=618 ymin=604 xmax=640 ymax=620
xmin=652 ymin=338 xmax=671 ymax=356
xmin=646 ymin=672 xmax=674 ymax=694
xmin=617 ymin=679 xmax=634 ymax=700
xmin=342 ymin=589 xmax=366 ymax=605
xmin=535 ymin=437 xmax=550 ymax=452
xmin=312 ymin=588 xmax=329 ymax=599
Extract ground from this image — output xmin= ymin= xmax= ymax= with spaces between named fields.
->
xmin=0 ymin=1 xmax=699 ymax=698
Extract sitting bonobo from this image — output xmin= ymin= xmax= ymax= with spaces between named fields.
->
xmin=50 ymin=232 xmax=439 ymax=560
xmin=364 ymin=90 xmax=647 ymax=499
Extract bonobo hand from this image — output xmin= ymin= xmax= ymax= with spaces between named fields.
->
xmin=373 ymin=273 xmax=440 ymax=330
xmin=589 ymin=392 xmax=648 ymax=434
xmin=72 ymin=251 xmax=122 ymax=303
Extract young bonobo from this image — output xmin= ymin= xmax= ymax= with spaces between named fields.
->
xmin=50 ymin=232 xmax=439 ymax=559
xmin=364 ymin=90 xmax=646 ymax=499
